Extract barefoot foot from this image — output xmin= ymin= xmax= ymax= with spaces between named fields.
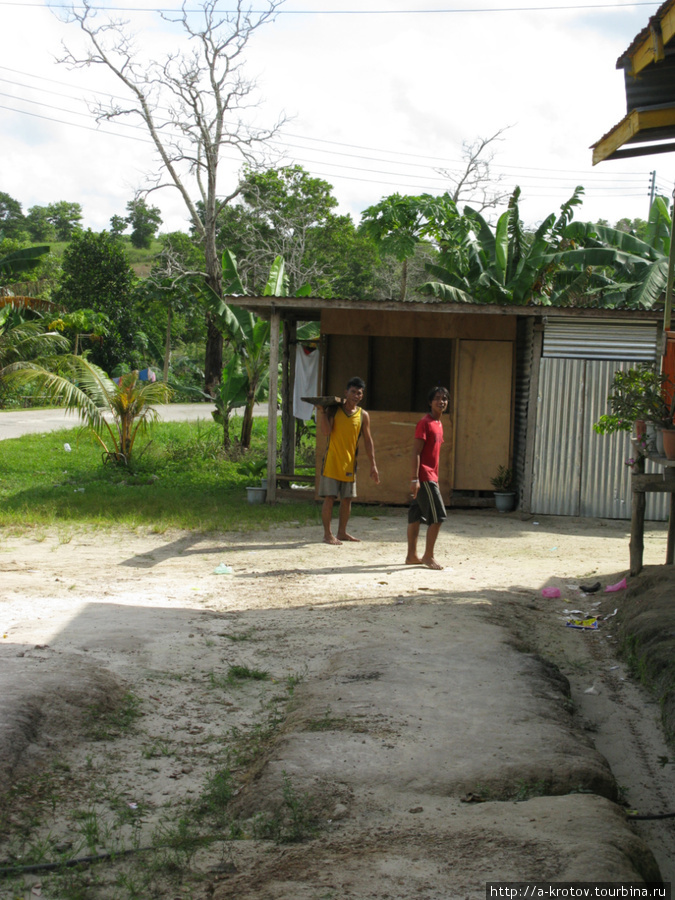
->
xmin=336 ymin=532 xmax=360 ymax=542
xmin=405 ymin=556 xmax=423 ymax=565
xmin=324 ymin=535 xmax=342 ymax=545
xmin=421 ymin=556 xmax=443 ymax=570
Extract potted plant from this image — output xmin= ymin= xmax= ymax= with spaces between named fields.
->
xmin=594 ymin=364 xmax=675 ymax=457
xmin=490 ymin=466 xmax=517 ymax=512
xmin=594 ymin=364 xmax=670 ymax=438
xmin=238 ymin=458 xmax=268 ymax=502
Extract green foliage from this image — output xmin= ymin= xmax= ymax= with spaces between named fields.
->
xmin=251 ymin=773 xmax=319 ymax=843
xmin=360 ymin=192 xmax=458 ymax=300
xmin=490 ymin=465 xmax=514 ymax=491
xmin=0 ymin=304 xmax=70 ymax=407
xmin=555 ymin=195 xmax=673 ymax=309
xmin=55 ymin=229 xmax=139 ymax=373
xmin=46 ymin=201 xmax=83 ymax=241
xmin=126 ymin=198 xmax=163 ymax=249
xmin=25 ymin=205 xmax=57 ymax=241
xmin=4 ymin=356 xmax=173 ymax=465
xmin=593 ymin=364 xmax=675 ymax=434
xmin=0 ymin=244 xmax=50 ymax=281
xmin=0 ymin=191 xmax=27 ymax=240
xmin=420 ymin=185 xmax=587 ymax=306
xmin=0 ymin=417 xmax=321 ymax=531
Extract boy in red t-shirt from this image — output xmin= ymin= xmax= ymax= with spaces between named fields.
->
xmin=405 ymin=386 xmax=450 ymax=570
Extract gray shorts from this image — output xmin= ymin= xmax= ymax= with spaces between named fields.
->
xmin=408 ymin=480 xmax=447 ymax=525
xmin=319 ymin=475 xmax=357 ymax=500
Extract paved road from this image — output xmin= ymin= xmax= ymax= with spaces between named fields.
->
xmin=0 ymin=403 xmax=241 ymax=441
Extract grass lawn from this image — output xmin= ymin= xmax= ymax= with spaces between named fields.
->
xmin=0 ymin=416 xmax=323 ymax=533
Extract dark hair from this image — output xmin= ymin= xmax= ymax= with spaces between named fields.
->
xmin=347 ymin=376 xmax=366 ymax=390
xmin=427 ymin=385 xmax=450 ymax=407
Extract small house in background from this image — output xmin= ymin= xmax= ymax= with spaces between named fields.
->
xmin=226 ymin=295 xmax=666 ymax=521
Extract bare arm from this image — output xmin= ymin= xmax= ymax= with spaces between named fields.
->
xmin=317 ymin=405 xmax=335 ymax=437
xmin=410 ymin=437 xmax=424 ymax=498
xmin=360 ymin=410 xmax=380 ymax=484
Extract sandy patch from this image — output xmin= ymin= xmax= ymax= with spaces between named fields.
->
xmin=0 ymin=509 xmax=674 ymax=898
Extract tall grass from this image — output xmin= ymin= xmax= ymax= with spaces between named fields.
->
xmin=0 ymin=416 xmax=321 ymax=532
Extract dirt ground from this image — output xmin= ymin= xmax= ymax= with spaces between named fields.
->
xmin=1 ymin=508 xmax=675 ymax=899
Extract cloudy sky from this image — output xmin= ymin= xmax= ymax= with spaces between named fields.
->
xmin=2 ymin=0 xmax=672 ymax=236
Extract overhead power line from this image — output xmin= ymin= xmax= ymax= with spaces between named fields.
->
xmin=0 ymin=1 xmax=662 ymax=12
xmin=0 ymin=66 xmax=654 ymax=185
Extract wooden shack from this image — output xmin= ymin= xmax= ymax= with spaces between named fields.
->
xmin=319 ymin=306 xmax=515 ymax=504
xmin=225 ymin=296 xmax=518 ymax=507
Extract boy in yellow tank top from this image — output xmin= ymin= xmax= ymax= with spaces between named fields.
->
xmin=317 ymin=376 xmax=379 ymax=545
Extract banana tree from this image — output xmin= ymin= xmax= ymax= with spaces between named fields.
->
xmin=203 ymin=252 xmax=305 ymax=449
xmin=420 ymin=187 xmax=586 ymax=305
xmin=0 ymin=245 xmax=50 ymax=282
xmin=553 ymin=197 xmax=672 ymax=309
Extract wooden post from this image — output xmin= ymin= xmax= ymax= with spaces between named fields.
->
xmin=281 ymin=318 xmax=296 ymax=477
xmin=266 ymin=309 xmax=280 ymax=503
xmin=667 ymin=493 xmax=675 ymax=565
xmin=629 ymin=455 xmax=646 ymax=575
xmin=522 ymin=322 xmax=544 ymax=514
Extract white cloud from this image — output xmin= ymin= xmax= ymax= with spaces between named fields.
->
xmin=1 ymin=0 xmax=670 ymax=235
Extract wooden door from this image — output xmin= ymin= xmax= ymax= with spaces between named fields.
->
xmin=454 ymin=340 xmax=514 ymax=491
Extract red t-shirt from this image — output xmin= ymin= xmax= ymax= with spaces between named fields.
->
xmin=415 ymin=413 xmax=444 ymax=483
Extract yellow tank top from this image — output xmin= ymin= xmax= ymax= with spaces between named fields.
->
xmin=322 ymin=406 xmax=362 ymax=482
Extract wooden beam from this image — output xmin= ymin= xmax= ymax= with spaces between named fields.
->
xmin=281 ymin=318 xmax=296 ymax=476
xmin=266 ymin=309 xmax=280 ymax=503
xmin=592 ymin=107 xmax=675 ymax=165
xmin=628 ymin=22 xmax=664 ymax=76
xmin=522 ymin=323 xmax=544 ymax=514
xmin=662 ymin=3 xmax=675 ymax=46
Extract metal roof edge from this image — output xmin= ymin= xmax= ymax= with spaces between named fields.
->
xmin=223 ymin=295 xmax=662 ymax=321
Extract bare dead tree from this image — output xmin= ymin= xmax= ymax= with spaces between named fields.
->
xmin=436 ymin=126 xmax=512 ymax=214
xmin=58 ymin=0 xmax=286 ymax=393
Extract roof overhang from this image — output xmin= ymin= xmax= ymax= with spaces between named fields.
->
xmin=592 ymin=0 xmax=675 ymax=164
xmin=224 ymin=295 xmax=662 ymax=323
xmin=622 ymin=1 xmax=675 ymax=75
xmin=591 ymin=104 xmax=675 ymax=164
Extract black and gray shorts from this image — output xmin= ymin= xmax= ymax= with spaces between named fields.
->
xmin=408 ymin=480 xmax=447 ymax=525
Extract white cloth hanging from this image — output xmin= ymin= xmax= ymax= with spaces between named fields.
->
xmin=293 ymin=344 xmax=319 ymax=421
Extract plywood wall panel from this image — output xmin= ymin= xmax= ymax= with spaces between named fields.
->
xmin=315 ymin=411 xmax=453 ymax=506
xmin=454 ymin=340 xmax=513 ymax=491
xmin=322 ymin=309 xmax=516 ymax=341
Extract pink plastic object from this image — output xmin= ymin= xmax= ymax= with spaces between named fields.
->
xmin=605 ymin=577 xmax=627 ymax=592
xmin=541 ymin=587 xmax=561 ymax=599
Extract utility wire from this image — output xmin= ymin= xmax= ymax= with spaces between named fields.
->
xmin=0 ymin=1 xmax=662 ymax=13
xmin=0 ymin=65 xmax=658 ymax=182
xmin=1 ymin=97 xmax=649 ymax=193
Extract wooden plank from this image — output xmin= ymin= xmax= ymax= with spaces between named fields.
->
xmin=301 ymin=396 xmax=342 ymax=408
xmin=631 ymin=473 xmax=675 ymax=492
xmin=667 ymin=494 xmax=675 ymax=565
xmin=281 ymin=318 xmax=295 ymax=477
xmin=266 ymin=311 xmax=280 ymax=503
xmin=324 ymin=334 xmax=370 ymax=397
xmin=630 ymin=489 xmax=646 ymax=575
xmin=630 ymin=456 xmax=646 ymax=576
xmin=454 ymin=340 xmax=514 ymax=491
xmin=321 ymin=309 xmax=517 ymax=341
xmin=313 ymin=410 xmax=453 ymax=505
xmin=522 ymin=324 xmax=543 ymax=514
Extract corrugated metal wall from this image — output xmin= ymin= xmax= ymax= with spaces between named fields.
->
xmin=531 ymin=322 xmax=667 ymax=521
xmin=543 ymin=320 xmax=658 ymax=360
